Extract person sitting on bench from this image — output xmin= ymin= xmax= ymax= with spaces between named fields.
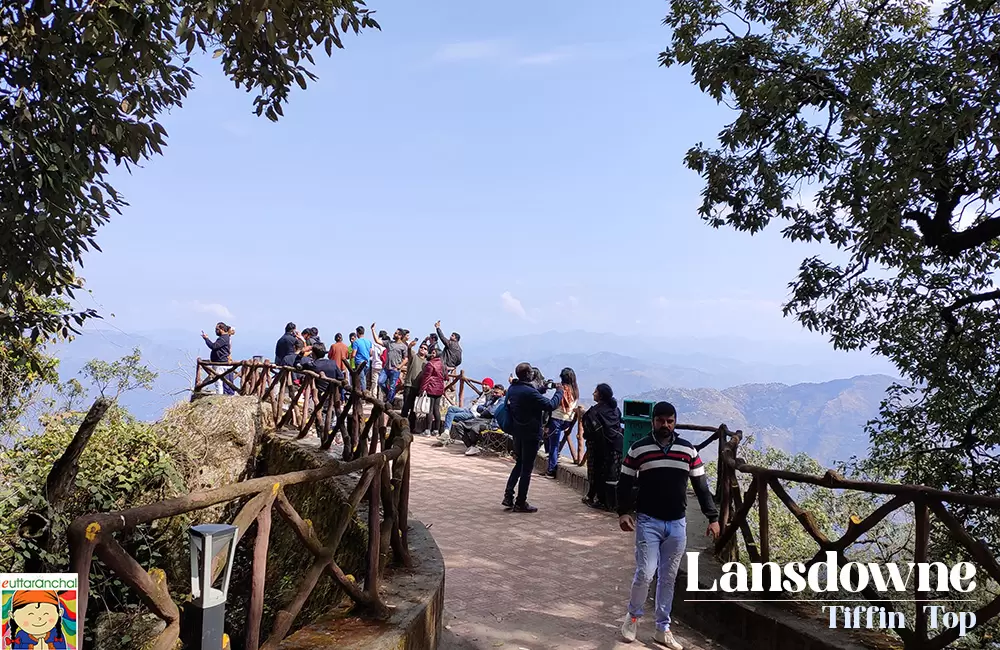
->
xmin=451 ymin=384 xmax=508 ymax=456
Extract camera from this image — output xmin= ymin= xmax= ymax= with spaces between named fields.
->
xmin=543 ymin=379 xmax=557 ymax=390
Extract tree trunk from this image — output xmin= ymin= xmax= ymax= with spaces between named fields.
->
xmin=19 ymin=398 xmax=111 ymax=572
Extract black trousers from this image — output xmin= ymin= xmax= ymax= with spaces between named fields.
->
xmin=505 ymin=434 xmax=541 ymax=504
xmin=428 ymin=395 xmax=443 ymax=434
xmin=400 ymin=385 xmax=417 ymax=418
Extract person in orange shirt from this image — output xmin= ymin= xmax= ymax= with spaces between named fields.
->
xmin=327 ymin=332 xmax=351 ymax=401
xmin=328 ymin=332 xmax=351 ymax=371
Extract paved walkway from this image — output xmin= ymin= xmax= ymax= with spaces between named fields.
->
xmin=407 ymin=438 xmax=725 ymax=650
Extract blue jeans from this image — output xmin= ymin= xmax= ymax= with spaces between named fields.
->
xmin=544 ymin=418 xmax=572 ymax=473
xmin=443 ymin=407 xmax=474 ymax=431
xmin=385 ymin=369 xmax=400 ymax=404
xmin=628 ymin=514 xmax=687 ymax=632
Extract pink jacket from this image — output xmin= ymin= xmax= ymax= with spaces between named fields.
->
xmin=420 ymin=358 xmax=445 ymax=396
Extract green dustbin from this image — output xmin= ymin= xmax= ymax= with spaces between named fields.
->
xmin=622 ymin=399 xmax=655 ymax=454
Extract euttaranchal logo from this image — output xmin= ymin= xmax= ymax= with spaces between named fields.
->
xmin=1 ymin=574 xmax=79 ymax=649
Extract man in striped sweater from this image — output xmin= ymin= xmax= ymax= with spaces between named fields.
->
xmin=617 ymin=402 xmax=720 ymax=649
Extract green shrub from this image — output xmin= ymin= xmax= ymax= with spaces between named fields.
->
xmin=0 ymin=404 xmax=188 ymax=615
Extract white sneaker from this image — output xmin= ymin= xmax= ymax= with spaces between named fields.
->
xmin=621 ymin=615 xmax=638 ymax=643
xmin=653 ymin=628 xmax=683 ymax=650
xmin=465 ymin=445 xmax=481 ymax=456
xmin=442 ymin=428 xmax=451 ymax=438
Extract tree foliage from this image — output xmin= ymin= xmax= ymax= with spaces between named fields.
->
xmin=81 ymin=346 xmax=156 ymax=399
xmin=0 ymin=292 xmax=68 ymax=440
xmin=0 ymin=0 xmax=379 ymax=365
xmin=0 ymin=404 xmax=187 ymax=619
xmin=661 ymin=0 xmax=1000 ymax=500
xmin=707 ymin=440 xmax=911 ymax=567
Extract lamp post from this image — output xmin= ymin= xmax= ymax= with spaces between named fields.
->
xmin=187 ymin=523 xmax=238 ymax=650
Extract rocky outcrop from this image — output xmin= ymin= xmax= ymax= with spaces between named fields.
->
xmin=158 ymin=394 xmax=270 ymax=501
xmin=150 ymin=395 xmax=271 ymax=592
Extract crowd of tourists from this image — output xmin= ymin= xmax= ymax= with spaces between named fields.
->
xmin=200 ymin=319 xmax=722 ymax=650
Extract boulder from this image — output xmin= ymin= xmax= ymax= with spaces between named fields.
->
xmin=147 ymin=395 xmax=272 ymax=592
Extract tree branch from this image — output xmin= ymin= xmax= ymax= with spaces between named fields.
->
xmin=45 ymin=397 xmax=111 ymax=508
xmin=939 ymin=289 xmax=1000 ymax=339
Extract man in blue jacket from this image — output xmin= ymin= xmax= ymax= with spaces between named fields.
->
xmin=502 ymin=363 xmax=563 ymax=513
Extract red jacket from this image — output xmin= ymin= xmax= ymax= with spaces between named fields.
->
xmin=420 ymin=357 xmax=445 ymax=396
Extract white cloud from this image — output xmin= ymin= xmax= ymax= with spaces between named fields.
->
xmin=432 ymin=40 xmax=507 ymax=63
xmin=173 ymin=300 xmax=234 ymax=320
xmin=516 ymin=47 xmax=577 ymax=66
xmin=500 ymin=291 xmax=529 ymax=320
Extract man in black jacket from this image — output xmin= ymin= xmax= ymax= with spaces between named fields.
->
xmin=201 ymin=322 xmax=232 ymax=394
xmin=275 ymin=322 xmax=299 ymax=364
xmin=502 ymin=362 xmax=562 ymax=513
xmin=616 ymin=401 xmax=720 ymax=649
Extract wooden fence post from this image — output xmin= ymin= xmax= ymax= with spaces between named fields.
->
xmin=458 ymin=370 xmax=465 ymax=407
xmin=914 ymin=497 xmax=929 ymax=644
xmin=367 ymin=460 xmax=382 ymax=599
xmin=758 ymin=478 xmax=769 ymax=564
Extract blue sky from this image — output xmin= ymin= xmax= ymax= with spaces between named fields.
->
xmin=75 ymin=0 xmax=863 ymax=363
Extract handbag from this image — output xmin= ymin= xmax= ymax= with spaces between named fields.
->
xmin=415 ymin=394 xmax=431 ymax=415
xmin=494 ymin=395 xmax=511 ymax=432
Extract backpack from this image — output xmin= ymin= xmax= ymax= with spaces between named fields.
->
xmin=494 ymin=395 xmax=510 ymax=432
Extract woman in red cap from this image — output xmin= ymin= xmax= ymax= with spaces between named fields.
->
xmin=9 ymin=590 xmax=69 ymax=649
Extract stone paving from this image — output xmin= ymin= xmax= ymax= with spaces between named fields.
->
xmin=407 ymin=438 xmax=726 ymax=650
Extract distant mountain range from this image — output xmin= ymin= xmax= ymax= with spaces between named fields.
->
xmin=39 ymin=328 xmax=898 ymax=464
xmin=631 ymin=375 xmax=897 ymax=465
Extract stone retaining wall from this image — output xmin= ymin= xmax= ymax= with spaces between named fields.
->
xmin=257 ymin=433 xmax=445 ymax=649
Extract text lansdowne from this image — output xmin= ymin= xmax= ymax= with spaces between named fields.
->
xmin=686 ymin=552 xmax=976 ymax=594
xmin=686 ymin=552 xmax=978 ymax=636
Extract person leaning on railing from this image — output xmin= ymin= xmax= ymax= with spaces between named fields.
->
xmin=543 ymin=368 xmax=579 ymax=479
xmin=297 ymin=343 xmax=345 ymax=443
xmin=201 ymin=321 xmax=232 ymax=395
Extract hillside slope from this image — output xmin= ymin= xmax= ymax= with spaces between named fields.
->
xmin=632 ymin=375 xmax=896 ymax=464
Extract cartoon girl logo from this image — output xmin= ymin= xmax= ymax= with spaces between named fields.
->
xmin=1 ymin=590 xmax=77 ymax=650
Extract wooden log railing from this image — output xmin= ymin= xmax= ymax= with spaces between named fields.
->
xmin=714 ymin=430 xmax=1000 ymax=650
xmin=67 ymin=359 xmax=414 ymax=650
